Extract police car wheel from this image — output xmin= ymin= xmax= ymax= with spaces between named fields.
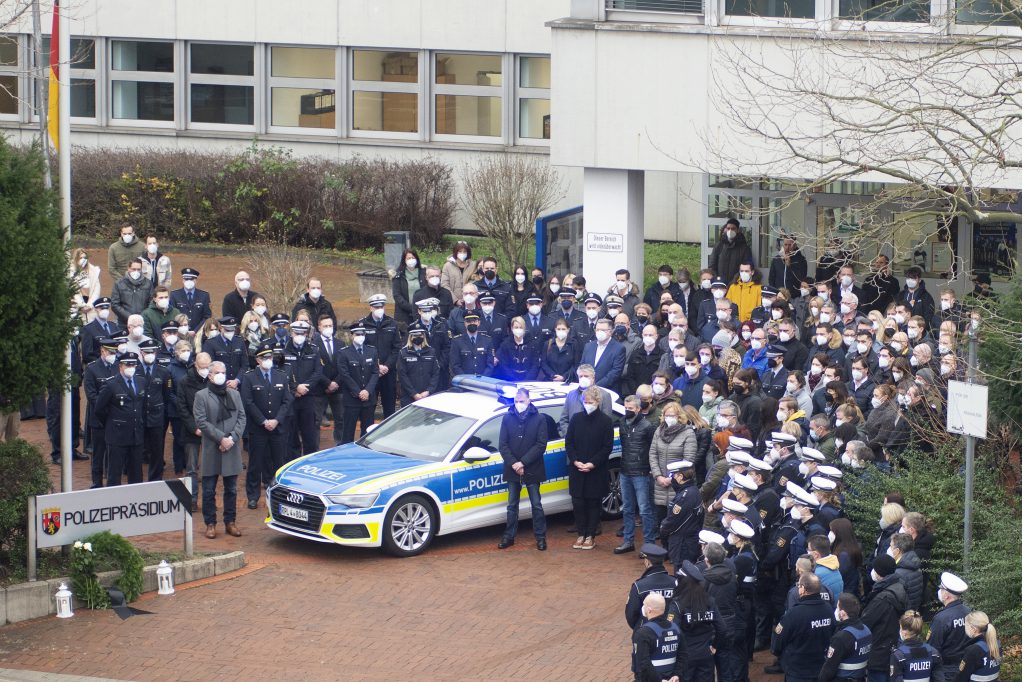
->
xmin=382 ymin=495 xmax=436 ymax=557
xmin=601 ymin=466 xmax=623 ymax=520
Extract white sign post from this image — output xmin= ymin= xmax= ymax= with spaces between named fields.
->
xmin=946 ymin=380 xmax=988 ymax=439
xmin=29 ymin=479 xmax=192 ymax=580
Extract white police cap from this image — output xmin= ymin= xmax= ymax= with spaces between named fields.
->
xmin=368 ymin=294 xmax=388 ymax=307
xmin=746 ymin=457 xmax=773 ymax=472
xmin=732 ymin=473 xmax=759 ymax=493
xmin=729 ymin=436 xmax=754 ymax=450
xmin=817 ymin=465 xmax=843 ymax=480
xmin=772 ymin=432 xmax=797 ymax=445
xmin=729 ymin=519 xmax=755 ymax=539
xmin=699 ymin=529 xmax=726 ymax=545
xmin=667 ymin=460 xmax=694 ymax=473
xmin=726 ymin=450 xmax=752 ymax=466
xmin=800 ymin=447 xmax=826 ymax=463
xmin=939 ymin=572 xmax=968 ymax=594
xmin=721 ymin=498 xmax=748 ymax=514
xmin=809 ymin=476 xmax=837 ymax=492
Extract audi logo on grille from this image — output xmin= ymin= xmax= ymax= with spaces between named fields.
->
xmin=287 ymin=492 xmax=304 ymax=505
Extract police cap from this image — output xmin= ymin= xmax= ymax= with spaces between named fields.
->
xmin=117 ymin=353 xmax=138 ymax=365
xmin=367 ymin=294 xmax=388 ymax=307
xmin=161 ymin=320 xmax=180 ymax=333
xmin=729 ymin=519 xmax=755 ymax=539
xmin=479 ymin=294 xmax=496 ymax=304
xmin=732 ymin=473 xmax=759 ymax=493
xmin=558 ymin=289 xmax=577 ymax=298
xmin=817 ymin=465 xmax=843 ymax=480
xmin=463 ymin=313 xmax=480 ymax=322
xmin=349 ymin=323 xmax=367 ymax=334
xmin=290 ymin=320 xmax=311 ymax=332
xmin=710 ymin=277 xmax=728 ymax=290
xmin=666 ymin=460 xmax=694 ymax=473
xmin=721 ymin=498 xmax=748 ymax=514
xmin=746 ymin=457 xmax=773 ymax=472
xmin=639 ymin=543 xmax=668 ymax=562
xmin=605 ymin=294 xmax=624 ymax=306
xmin=180 ymin=267 xmax=200 ymax=279
xmin=416 ymin=300 xmax=434 ymax=311
xmin=218 ymin=316 xmax=237 ymax=329
xmin=766 ymin=344 xmax=787 ymax=358
xmin=772 ymin=432 xmax=798 ymax=445
xmin=809 ymin=476 xmax=837 ymax=492
xmin=526 ymin=294 xmax=543 ymax=304
xmin=793 ymin=487 xmax=821 ymax=509
xmin=800 ymin=447 xmax=826 ymax=463
xmin=254 ymin=341 xmax=275 ymax=358
xmin=138 ymin=338 xmax=160 ymax=352
xmin=99 ymin=336 xmax=119 ymax=351
xmin=726 ymin=450 xmax=752 ymax=466
xmin=939 ymin=572 xmax=968 ymax=594
xmin=584 ymin=294 xmax=603 ymax=307
xmin=93 ymin=296 xmax=112 ymax=308
xmin=761 ymin=285 xmax=779 ymax=297
xmin=679 ymin=560 xmax=704 ymax=582
xmin=699 ymin=529 xmax=725 ymax=545
xmin=729 ymin=436 xmax=755 ymax=451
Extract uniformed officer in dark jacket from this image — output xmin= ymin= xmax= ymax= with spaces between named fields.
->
xmin=762 ymin=345 xmax=791 ymax=400
xmin=449 ymin=312 xmax=494 ymax=377
xmin=268 ymin=313 xmax=291 ymax=354
xmin=522 ymin=294 xmax=550 ymax=345
xmin=408 ymin=298 xmax=452 ymax=390
xmin=771 ymin=432 xmax=803 ymax=492
xmin=477 ymin=293 xmax=509 ymax=349
xmin=758 ymin=497 xmax=804 ymax=647
xmin=358 ymin=294 xmax=402 ymax=420
xmin=668 ymin=561 xmax=727 ymax=682
xmin=703 ymin=542 xmax=740 ymax=682
xmin=95 ymin=353 xmax=148 ymax=486
xmin=240 ymin=341 xmax=293 ymax=509
xmin=890 ymin=609 xmax=942 ymax=682
xmin=202 ymin=316 xmax=247 ymax=386
xmin=139 ymin=339 xmax=172 ymax=481
xmin=497 ymin=389 xmax=548 ymax=550
xmin=83 ymin=337 xmax=120 ymax=488
xmin=928 ymin=572 xmax=971 ymax=682
xmin=772 ymin=573 xmax=836 ymax=682
xmin=80 ymin=297 xmax=122 ymax=365
xmin=281 ymin=319 xmax=325 ymax=457
xmin=728 ymin=519 xmax=759 ymax=682
xmin=494 ymin=317 xmax=542 ymax=382
xmin=633 ymin=593 xmax=686 ymax=682
xmin=476 ymin=259 xmax=516 ymax=317
xmin=314 ymin=315 xmax=345 ymax=446
xmin=660 ymin=460 xmax=704 ymax=567
xmin=626 ymin=544 xmax=677 ymax=630
xmin=397 ymin=329 xmax=441 ymax=405
xmin=169 ymin=268 xmax=212 ymax=330
xmin=820 ymin=593 xmax=872 ymax=682
xmin=336 ymin=324 xmax=380 ymax=444
xmin=545 ymin=288 xmax=584 ymax=332
xmin=956 ymin=612 xmax=1000 ymax=682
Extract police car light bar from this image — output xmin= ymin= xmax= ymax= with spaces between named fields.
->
xmin=450 ymin=374 xmax=519 ymax=403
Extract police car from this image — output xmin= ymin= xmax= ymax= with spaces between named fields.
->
xmin=266 ymin=375 xmax=624 ymax=556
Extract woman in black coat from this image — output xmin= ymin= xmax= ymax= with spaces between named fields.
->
xmin=540 ymin=318 xmax=580 ymax=382
xmin=391 ymin=248 xmax=427 ymax=328
xmin=564 ymin=386 xmax=614 ymax=550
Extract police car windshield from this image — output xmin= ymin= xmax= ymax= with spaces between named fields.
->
xmin=359 ymin=405 xmax=475 ymax=462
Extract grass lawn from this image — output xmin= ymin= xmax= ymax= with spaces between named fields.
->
xmin=335 ymin=235 xmax=701 ymax=290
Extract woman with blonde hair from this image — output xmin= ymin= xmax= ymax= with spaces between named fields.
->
xmin=71 ymin=247 xmax=102 ymax=322
xmin=648 ymin=401 xmax=696 ymax=525
xmin=440 ymin=240 xmax=479 ymax=305
xmin=957 ymin=612 xmax=1001 ymax=682
xmin=195 ymin=317 xmax=220 ymax=350
xmin=565 ymin=386 xmax=614 ymax=550
xmin=890 ymin=610 xmax=942 ymax=682
xmin=240 ymin=310 xmax=266 ymax=368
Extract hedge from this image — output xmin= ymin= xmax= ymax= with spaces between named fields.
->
xmin=0 ymin=439 xmax=52 ymax=577
xmin=70 ymin=144 xmax=456 ymax=250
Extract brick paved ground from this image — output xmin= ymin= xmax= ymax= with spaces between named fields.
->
xmin=1 ymin=248 xmax=781 ymax=681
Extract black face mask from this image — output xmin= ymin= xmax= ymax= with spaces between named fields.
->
xmin=624 ymin=410 xmax=637 ymax=420
xmin=614 ymin=325 xmax=628 ymax=338
xmin=412 ymin=336 xmax=425 ymax=346
xmin=636 ymin=314 xmax=649 ymax=323
xmin=466 ymin=323 xmax=479 ymax=333
xmin=532 ymin=275 xmax=544 ymax=286
xmin=734 ymin=384 xmax=747 ymax=395
xmin=640 ymin=400 xmax=651 ymax=410
xmin=484 ymin=270 xmax=496 ymax=279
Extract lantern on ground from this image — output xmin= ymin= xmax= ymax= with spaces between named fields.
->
xmin=55 ymin=582 xmax=74 ymax=618
xmin=157 ymin=560 xmax=175 ymax=595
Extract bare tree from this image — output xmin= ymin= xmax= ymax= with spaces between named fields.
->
xmin=461 ymin=155 xmax=566 ymax=270
xmin=244 ymin=243 xmax=315 ymax=314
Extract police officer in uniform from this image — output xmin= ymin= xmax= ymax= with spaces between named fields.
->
xmin=928 ymin=573 xmax=972 ymax=682
xmin=202 ymin=316 xmax=247 ymax=387
xmin=336 ymin=324 xmax=380 ymax=444
xmin=772 ymin=573 xmax=836 ymax=682
xmin=820 ymin=593 xmax=873 ymax=682
xmin=281 ymin=319 xmax=325 ymax=457
xmin=80 ymin=297 xmax=121 ymax=365
xmin=169 ymin=268 xmax=212 ymax=331
xmin=632 ymin=593 xmax=686 ymax=682
xmin=95 ymin=353 xmax=148 ymax=486
xmin=728 ymin=519 xmax=759 ymax=682
xmin=157 ymin=320 xmax=181 ymax=363
xmin=83 ymin=337 xmax=120 ymax=488
xmin=756 ymin=489 xmax=803 ymax=650
xmin=762 ymin=345 xmax=790 ymax=400
xmin=626 ymin=544 xmax=678 ymax=630
xmin=450 ymin=312 xmax=494 ymax=377
xmin=398 ymin=329 xmax=441 ymax=405
xmin=771 ymin=432 xmax=803 ymax=492
xmin=240 ymin=341 xmax=293 ymax=509
xmin=268 ymin=313 xmax=291 ymax=353
xmin=546 ymin=288 xmax=584 ymax=332
xmin=522 ymin=294 xmax=550 ymax=345
xmin=957 ymin=612 xmax=1000 ymax=682
xmin=660 ymin=459 xmax=704 ymax=567
xmin=358 ymin=294 xmax=402 ymax=420
xmin=139 ymin=338 xmax=172 ymax=481
xmin=477 ymin=293 xmax=509 ymax=349
xmin=890 ymin=610 xmax=943 ymax=682
xmin=408 ymin=298 xmax=451 ymax=390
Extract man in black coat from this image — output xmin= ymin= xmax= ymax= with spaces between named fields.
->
xmin=497 ymin=388 xmax=549 ymax=550
xmin=291 ymin=277 xmax=337 ymax=328
xmin=240 ymin=342 xmax=294 ymax=509
xmin=625 ymin=544 xmax=677 ymax=630
xmin=708 ymin=219 xmax=754 ymax=287
xmin=860 ymin=555 xmax=909 ymax=682
xmin=221 ymin=270 xmax=261 ymax=323
xmin=358 ymin=294 xmax=402 ymax=420
xmin=768 ymin=236 xmax=808 ymax=293
xmin=336 ymin=324 xmax=380 ymax=444
xmin=80 ymin=297 xmax=122 ymax=365
xmin=450 ymin=313 xmax=494 ymax=377
xmin=202 ymin=317 xmax=247 ymax=386
xmin=643 ymin=264 xmax=685 ymax=310
xmin=281 ymin=320 xmax=325 ymax=457
xmin=176 ymin=352 xmax=210 ymax=510
xmin=82 ymin=337 xmax=120 ymax=487
xmin=860 ymin=255 xmax=900 ymax=314
xmin=476 ymin=256 xmax=515 ymax=318
xmin=169 ymin=268 xmax=212 ymax=331
xmin=95 ymin=354 xmax=148 ymax=486
xmin=617 ymin=395 xmax=657 ymax=553
xmin=138 ymin=339 xmax=172 ymax=481
xmin=772 ymin=573 xmax=836 ymax=682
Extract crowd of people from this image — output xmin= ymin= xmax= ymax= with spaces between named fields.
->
xmin=13 ymin=222 xmax=1002 ymax=682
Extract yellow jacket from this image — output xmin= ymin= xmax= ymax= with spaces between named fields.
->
xmin=726 ymin=281 xmax=762 ymax=322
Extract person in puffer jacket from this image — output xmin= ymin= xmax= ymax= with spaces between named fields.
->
xmin=861 ymin=555 xmax=909 ymax=679
xmin=702 ymin=543 xmax=738 ymax=682
xmin=889 ymin=532 xmax=925 ymax=611
xmin=809 ymin=534 xmax=846 ymax=597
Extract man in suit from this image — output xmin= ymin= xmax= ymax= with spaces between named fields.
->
xmin=358 ymin=294 xmax=402 ymax=420
xmin=95 ymin=353 xmax=148 ymax=486
xmin=240 ymin=341 xmax=293 ymax=509
xmin=580 ymin=318 xmax=625 ymax=393
xmin=169 ymin=267 xmax=212 ymax=331
xmin=336 ymin=324 xmax=380 ymax=444
xmin=80 ymin=297 xmax=122 ymax=365
xmin=138 ymin=339 xmax=173 ymax=481
xmin=315 ymin=314 xmax=345 ymax=446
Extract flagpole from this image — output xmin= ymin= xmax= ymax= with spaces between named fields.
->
xmin=31 ymin=0 xmax=51 ymax=188
xmin=58 ymin=0 xmax=72 ymax=494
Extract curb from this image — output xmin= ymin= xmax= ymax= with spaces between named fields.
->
xmin=0 ymin=551 xmax=246 ymax=626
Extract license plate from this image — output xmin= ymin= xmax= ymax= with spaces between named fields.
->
xmin=278 ymin=504 xmax=309 ymax=522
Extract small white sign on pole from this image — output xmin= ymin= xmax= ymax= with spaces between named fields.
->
xmin=586 ymin=232 xmax=624 ymax=253
xmin=946 ymin=380 xmax=988 ymax=440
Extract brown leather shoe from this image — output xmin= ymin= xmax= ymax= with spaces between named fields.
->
xmin=225 ymin=522 xmax=242 ymax=537
xmin=205 ymin=524 xmax=216 ymax=539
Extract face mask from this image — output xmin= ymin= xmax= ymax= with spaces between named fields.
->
xmin=938 ymin=344 xmax=950 ymax=355
xmin=461 ymin=323 xmax=477 ymax=335
xmin=835 ymin=417 xmax=847 ymax=427
xmin=674 ymin=356 xmax=685 ymax=368
xmin=130 ymin=327 xmax=143 ymax=339
xmin=699 ymin=353 xmax=712 ymax=365
xmin=102 ymin=353 xmax=117 ymax=365
xmin=97 ymin=308 xmax=111 ymax=320
xmin=412 ymin=336 xmax=425 ymax=346
xmin=652 ymin=383 xmax=666 ymax=396
xmin=183 ymin=279 xmax=196 ymax=291
xmin=164 ymin=334 xmax=179 ymax=347
xmin=809 ymin=429 xmax=819 ymax=441
xmin=211 ymin=373 xmax=226 ymax=386
xmin=841 ymin=337 xmax=854 ymax=348
xmin=894 ymin=313 xmax=906 ymax=325
xmin=851 ymin=369 xmax=864 ymax=382
xmin=585 ymin=308 xmax=599 ymax=321
xmin=695 ymin=279 xmax=710 ymax=291
xmin=738 ymin=330 xmax=750 ymax=341
xmin=841 ymin=275 xmax=853 ymax=288
xmin=654 ymin=274 xmax=670 ymax=288
xmin=406 ymin=258 xmax=418 ymax=269
xmin=147 ymin=243 xmax=158 ymax=255
xmin=547 ymin=328 xmax=564 ymax=342
xmin=664 ymin=416 xmax=678 ymax=427
xmin=667 ymin=312 xmax=678 ymax=325
xmin=559 ymin=299 xmax=575 ymax=312
xmin=790 ymin=507 xmax=802 ymax=521
xmin=786 ymin=382 xmax=798 ymax=394
xmin=197 ymin=367 xmax=210 ymax=379
xmin=891 ymin=341 xmax=903 ymax=353
xmin=642 ymin=335 xmax=656 ymax=347
xmin=971 ymin=318 xmax=980 ymax=330
xmin=905 ymin=278 xmax=918 ymax=289
xmin=177 ymin=351 xmax=191 ymax=363
xmin=819 ymin=312 xmax=832 ymax=324
xmin=818 ymin=291 xmax=830 ymax=302
xmin=78 ymin=256 xmax=88 ymax=268
xmin=578 ymin=376 xmax=592 ymax=389
xmin=514 ymin=401 xmax=528 ymax=413
xmin=779 ymin=331 xmax=791 ymax=342
xmin=779 ymin=410 xmax=789 ymax=422
xmin=761 ymin=298 xmax=773 ymax=309
xmin=222 ymin=330 xmax=235 ymax=341
xmin=513 ymin=328 xmax=526 ymax=340
xmin=805 ymin=365 xmax=821 ymax=379
xmin=293 ymin=334 xmax=306 ymax=346
xmin=715 ymin=310 xmax=729 ymax=321
xmin=427 ymin=277 xmax=441 ymax=288
xmin=728 ymin=533 xmax=739 ymax=546
xmin=771 ymin=310 xmax=784 ymax=321
xmin=549 ymin=284 xmax=560 ymax=294
xmin=712 ymin=289 xmax=725 ymax=300
xmin=307 ymin=288 xmax=322 ymax=300
xmin=798 ymin=462 xmax=810 ymax=476
xmin=128 ymin=270 xmax=142 ymax=281
xmin=119 ymin=366 xmax=138 ymax=380
xmin=801 ymin=288 xmax=811 ymax=298
xmin=259 ymin=358 xmax=274 ymax=371
xmin=715 ymin=415 xmax=730 ymax=429
xmin=142 ymin=352 xmax=156 ymax=365
xmin=583 ymin=403 xmax=597 ymax=415
xmin=371 ymin=308 xmax=386 ymax=321
xmin=320 ymin=327 xmax=334 ymax=338
xmin=515 ymin=274 xmax=526 ymax=284
xmin=668 ymin=339 xmax=680 ymax=351
xmin=739 ymin=271 xmax=752 ymax=283
xmin=841 ymin=452 xmax=851 ymax=466
xmin=155 ymin=298 xmax=169 ymax=311
xmin=118 ymin=343 xmax=128 ymax=353
xmin=840 ymin=304 xmax=852 ymax=315
xmin=878 ymin=356 xmax=890 ymax=369
xmin=528 ymin=305 xmax=542 ymax=316
xmin=685 ymin=365 xmax=699 ymax=377
xmin=907 ymin=328 xmax=919 ymax=339
xmin=941 ymin=364 xmax=952 ymax=377
xmin=121 ymin=233 xmax=134 ymax=245
xmin=237 ymin=279 xmax=251 ymax=292
xmin=726 ymin=229 xmax=737 ymax=241
xmin=909 ymin=356 xmax=919 ymax=367
xmin=481 ymin=305 xmax=495 ymax=315
xmin=835 ymin=608 xmax=842 ymax=622
xmin=940 ymin=299 xmax=952 ymax=311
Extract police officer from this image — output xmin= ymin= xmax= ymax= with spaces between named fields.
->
xmin=139 ymin=338 xmax=172 ymax=481
xmin=450 ymin=312 xmax=494 ymax=377
xmin=890 ymin=610 xmax=943 ymax=682
xmin=772 ymin=573 xmax=836 ymax=682
xmin=477 ymin=293 xmax=509 ymax=349
xmin=522 ymin=294 xmax=549 ymax=344
xmin=157 ymin=320 xmax=181 ymax=363
xmin=80 ymin=297 xmax=121 ymax=365
xmin=633 ymin=593 xmax=686 ymax=682
xmin=572 ymin=295 xmax=604 ymax=346
xmin=83 ymin=336 xmax=120 ymax=488
xmin=820 ymin=593 xmax=873 ymax=682
xmin=668 ymin=560 xmax=726 ymax=682
xmin=398 ymin=329 xmax=441 ymax=405
xmin=268 ymin=313 xmax=291 ymax=353
xmin=812 ymin=476 xmax=843 ymax=528
xmin=626 ymin=544 xmax=677 ymax=630
xmin=240 ymin=341 xmax=293 ymax=509
xmin=546 ymin=288 xmax=584 ymax=332
xmin=169 ymin=267 xmax=212 ymax=331
xmin=358 ymin=294 xmax=401 ymax=420
xmin=958 ymin=612 xmax=1000 ymax=682
xmin=770 ymin=432 xmax=802 ymax=492
xmin=95 ymin=353 xmax=148 ymax=486
xmin=928 ymin=573 xmax=972 ymax=682
xmin=281 ymin=319 xmax=325 ymax=457
xmin=762 ymin=345 xmax=790 ymax=400
xmin=660 ymin=459 xmax=704 ymax=567
xmin=336 ymin=324 xmax=380 ymax=444
xmin=409 ymin=298 xmax=451 ymax=389
xmin=728 ymin=519 xmax=758 ymax=682
xmin=202 ymin=316 xmax=247 ymax=387
xmin=748 ymin=457 xmax=781 ymax=538
xmin=757 ymin=487 xmax=803 ymax=650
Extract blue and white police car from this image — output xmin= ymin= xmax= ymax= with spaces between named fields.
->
xmin=266 ymin=376 xmax=623 ymax=556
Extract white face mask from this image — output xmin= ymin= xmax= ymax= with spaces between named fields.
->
xmin=163 ymin=333 xmax=179 ymax=347
xmin=798 ymin=462 xmax=810 ymax=476
xmin=212 ymin=373 xmax=227 ymax=386
xmin=835 ymin=417 xmax=846 ymax=427
xmin=871 ymin=396 xmax=883 ymax=409
xmin=578 ymin=376 xmax=593 ymax=389
xmin=481 ymin=305 xmax=494 ymax=316
xmin=457 ymin=252 xmax=468 ymax=262
xmin=751 ymin=339 xmax=763 ymax=351
xmin=907 ymin=327 xmax=919 ymax=339
xmin=237 ymin=279 xmax=251 ymax=292
xmin=643 ymin=335 xmax=656 ymax=347
xmin=835 ymin=608 xmax=843 ymax=622
xmin=514 ymin=401 xmax=528 ymax=413
xmin=78 ymin=256 xmax=88 ymax=268
xmin=515 ymin=274 xmax=526 ymax=284
xmin=715 ymin=415 xmax=730 ymax=429
xmin=253 ymin=305 xmax=267 ymax=316
xmin=222 ymin=330 xmax=235 ymax=341
xmin=406 ymin=258 xmax=418 ymax=269
xmin=712 ymin=289 xmax=725 ymax=300
xmin=938 ymin=344 xmax=950 ymax=355
xmin=940 ymin=299 xmax=952 ymax=311
xmin=549 ymin=284 xmax=560 ymax=294
xmin=513 ymin=327 xmax=526 ymax=339
xmin=118 ymin=343 xmax=128 ymax=354
xmin=905 ymin=278 xmax=918 ymax=289
xmin=197 ymin=367 xmax=210 ymax=379
xmin=462 ymin=294 xmax=477 ymax=305
xmin=843 ymin=336 xmax=855 ymax=347
xmin=871 ymin=569 xmax=882 ymax=583
xmin=320 ymin=327 xmax=334 ymax=338
xmin=128 ymin=270 xmax=142 ymax=281
xmin=122 ymin=366 xmax=137 ymax=378
xmin=715 ymin=310 xmax=729 ymax=321
xmin=673 ymin=356 xmax=685 ymax=368
xmin=841 ymin=275 xmax=853 ymax=288
xmin=852 ymin=369 xmax=864 ymax=382
xmin=761 ymin=298 xmax=773 ymax=309
xmin=583 ymin=403 xmax=597 ymax=415
xmin=684 ymin=364 xmax=699 ymax=377
xmin=841 ymin=452 xmax=851 ymax=466
xmin=664 ymin=416 xmax=678 ymax=427
xmin=140 ymin=352 xmax=155 ymax=365
xmin=878 ymin=356 xmax=890 ymax=368
xmin=810 ymin=365 xmax=822 ymax=376
xmin=659 ymin=275 xmax=670 ymax=287
xmin=894 ymin=313 xmax=906 ymax=325
xmin=586 ymin=308 xmax=599 ymax=321
xmin=855 ymin=342 xmax=868 ymax=355
xmin=779 ymin=410 xmax=789 ymax=422
xmin=179 ymin=326 xmax=189 ymax=336
xmin=699 ymin=353 xmax=712 ymax=365
xmin=813 ymin=334 xmax=827 ymax=347
xmin=156 ymin=298 xmax=169 ymax=310
xmin=739 ymin=271 xmax=752 ymax=283
xmin=790 ymin=507 xmax=802 ymax=521
xmin=741 ymin=330 xmax=752 ymax=340
xmin=292 ymin=334 xmax=306 ymax=346
xmin=130 ymin=326 xmax=143 ymax=339
xmin=147 ymin=243 xmax=158 ymax=255
xmin=352 ymin=334 xmax=366 ymax=346
xmin=652 ymin=383 xmax=666 ymax=396
xmin=372 ymin=308 xmax=385 ymax=320
xmin=786 ymin=382 xmax=798 ymax=394
xmin=260 ymin=358 xmax=274 ymax=371
xmin=728 ymin=533 xmax=739 ymax=546
xmin=891 ymin=341 xmax=903 ymax=353
xmin=801 ymin=288 xmax=811 ymax=298
xmin=528 ymin=305 xmax=542 ymax=316
xmin=556 ymin=329 xmax=568 ymax=341
xmin=177 ymin=351 xmax=191 ymax=363
xmin=122 ymin=233 xmax=134 ymax=245
xmin=818 ymin=291 xmax=830 ymax=302
xmin=910 ymin=356 xmax=919 ymax=367
xmin=183 ymin=279 xmax=196 ymax=291
xmin=97 ymin=308 xmax=111 ymax=320
xmin=819 ymin=312 xmax=832 ymax=324
xmin=779 ymin=331 xmax=791 ymax=342
xmin=428 ymin=277 xmax=440 ymax=288
xmin=772 ymin=310 xmax=784 ymax=321
xmin=941 ymin=364 xmax=953 ymax=377
xmin=828 ymin=531 xmax=836 ymax=543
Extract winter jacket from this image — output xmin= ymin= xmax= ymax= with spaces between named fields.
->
xmin=703 ymin=562 xmax=739 ymax=637
xmin=708 ymin=231 xmax=753 ymax=286
xmin=392 ymin=266 xmax=427 ymax=326
xmin=865 ymin=399 xmax=899 ymax=446
xmin=140 ymin=252 xmax=172 ymax=288
xmin=565 ymin=409 xmax=614 ymax=499
xmin=815 ymin=554 xmax=845 ymax=597
xmin=412 ymin=284 xmax=455 ymax=319
xmin=111 ymin=275 xmax=154 ymax=325
xmin=440 ymin=257 xmax=479 ymax=303
xmin=141 ymin=301 xmax=182 ymax=341
xmin=768 ymin=250 xmax=808 ymax=292
xmin=860 ymin=575 xmax=909 ymax=672
xmin=107 ymin=235 xmax=145 ymax=283
xmin=648 ymin=425 xmax=697 ymax=507
xmin=193 ymin=385 xmax=246 ymax=477
xmin=176 ymin=366 xmax=207 ymax=445
xmin=894 ymin=550 xmax=924 ymax=610
xmin=730 ymin=388 xmax=764 ymax=442
xmin=498 ymin=402 xmax=548 ymax=485
xmin=291 ymin=293 xmax=337 ymax=328
xmin=726 ymin=280 xmax=762 ymax=323
xmin=895 ymin=282 xmax=936 ymax=327
xmin=624 ymin=345 xmax=663 ymax=397
xmin=699 ymin=396 xmax=723 ymax=425
xmin=619 ymin=413 xmax=655 ymax=476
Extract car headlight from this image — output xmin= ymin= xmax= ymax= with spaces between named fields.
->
xmin=325 ymin=493 xmax=379 ymax=508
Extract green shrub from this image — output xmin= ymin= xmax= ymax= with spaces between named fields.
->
xmin=0 ymin=439 xmax=52 ymax=576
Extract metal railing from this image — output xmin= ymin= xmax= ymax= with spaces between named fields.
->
xmin=606 ymin=0 xmax=704 ymax=13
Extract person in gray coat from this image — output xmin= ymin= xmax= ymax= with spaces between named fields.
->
xmin=193 ymin=361 xmax=247 ymax=540
xmin=889 ymin=532 xmax=925 ymax=610
xmin=111 ymin=258 xmax=154 ymax=325
xmin=647 ymin=402 xmax=698 ymax=525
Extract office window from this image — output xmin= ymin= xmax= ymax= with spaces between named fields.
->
xmin=434 ymin=53 xmax=502 ymax=138
xmin=351 ymin=50 xmax=419 ymax=135
xmin=42 ymin=36 xmax=96 ymax=118
xmin=269 ymin=46 xmax=336 ymax=130
xmin=518 ymin=56 xmax=550 ymax=141
xmin=839 ymin=0 xmax=928 ymax=20
xmin=189 ymin=43 xmax=254 ymax=126
xmin=957 ymin=0 xmax=1022 ymax=23
xmin=725 ymin=0 xmax=814 ymax=17
xmin=0 ymin=36 xmax=18 ymax=116
xmin=111 ymin=40 xmax=174 ymax=122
